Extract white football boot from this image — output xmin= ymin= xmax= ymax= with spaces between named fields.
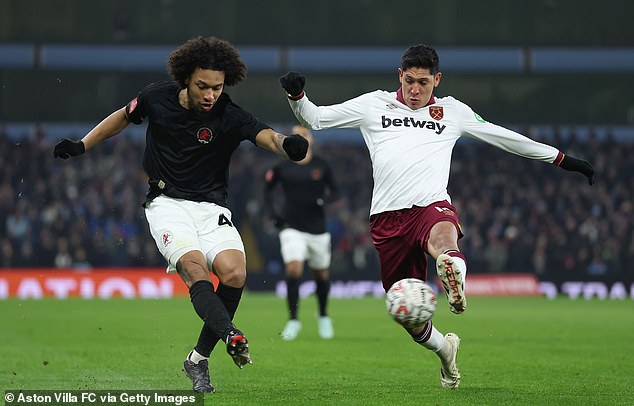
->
xmin=281 ymin=319 xmax=301 ymax=341
xmin=317 ymin=316 xmax=334 ymax=339
xmin=438 ymin=333 xmax=461 ymax=389
xmin=436 ymin=254 xmax=467 ymax=314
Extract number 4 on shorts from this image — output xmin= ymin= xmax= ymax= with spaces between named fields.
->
xmin=218 ymin=213 xmax=233 ymax=227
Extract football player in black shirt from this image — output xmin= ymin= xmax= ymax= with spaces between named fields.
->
xmin=53 ymin=36 xmax=308 ymax=393
xmin=264 ymin=126 xmax=340 ymax=341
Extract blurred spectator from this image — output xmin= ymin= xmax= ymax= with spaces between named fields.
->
xmin=6 ymin=202 xmax=30 ymax=244
xmin=54 ymin=238 xmax=72 ymax=268
xmin=1 ymin=238 xmax=13 ymax=267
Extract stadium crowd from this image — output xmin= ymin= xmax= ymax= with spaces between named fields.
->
xmin=1 ymin=125 xmax=632 ymax=281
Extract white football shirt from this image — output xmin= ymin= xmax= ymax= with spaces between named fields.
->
xmin=289 ymin=91 xmax=561 ymax=216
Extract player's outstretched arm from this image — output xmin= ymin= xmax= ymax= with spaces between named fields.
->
xmin=280 ymin=71 xmax=367 ymax=131
xmin=458 ymin=101 xmax=596 ymax=186
xmin=53 ymin=107 xmax=130 ymax=159
xmin=255 ymin=129 xmax=308 ymax=161
xmin=556 ymin=154 xmax=596 ymax=185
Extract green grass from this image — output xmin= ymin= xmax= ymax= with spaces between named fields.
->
xmin=1 ymin=294 xmax=633 ymax=405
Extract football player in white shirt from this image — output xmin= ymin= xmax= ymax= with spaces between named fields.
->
xmin=280 ymin=44 xmax=595 ymax=389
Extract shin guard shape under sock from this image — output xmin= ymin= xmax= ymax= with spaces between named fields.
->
xmin=216 ymin=283 xmax=243 ymax=320
xmin=189 ymin=280 xmax=232 ymax=355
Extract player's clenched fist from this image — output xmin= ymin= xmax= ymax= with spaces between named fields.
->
xmin=280 ymin=71 xmax=305 ymax=99
xmin=53 ymin=138 xmax=85 ymax=159
xmin=559 ymin=155 xmax=596 ymax=185
xmin=282 ymin=133 xmax=308 ymax=161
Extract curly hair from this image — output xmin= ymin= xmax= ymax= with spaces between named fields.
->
xmin=167 ymin=36 xmax=247 ymax=88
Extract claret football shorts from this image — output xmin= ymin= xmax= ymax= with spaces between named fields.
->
xmin=279 ymin=228 xmax=332 ymax=270
xmin=144 ymin=195 xmax=245 ymax=274
xmin=370 ymin=200 xmax=463 ymax=291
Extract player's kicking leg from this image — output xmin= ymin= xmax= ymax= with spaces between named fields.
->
xmin=436 ymin=253 xmax=467 ymax=314
xmin=182 ymin=325 xmax=250 ymax=393
xmin=225 ymin=328 xmax=252 ymax=368
xmin=183 ymin=273 xmax=251 ymax=392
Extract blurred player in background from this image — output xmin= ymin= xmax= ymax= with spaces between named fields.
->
xmin=264 ymin=125 xmax=340 ymax=341
xmin=53 ymin=36 xmax=309 ymax=393
xmin=280 ymin=44 xmax=595 ymax=389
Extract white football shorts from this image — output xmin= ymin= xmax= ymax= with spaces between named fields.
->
xmin=144 ymin=195 xmax=245 ymax=274
xmin=279 ymin=228 xmax=332 ymax=269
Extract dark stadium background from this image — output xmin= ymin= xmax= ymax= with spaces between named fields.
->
xmin=1 ymin=0 xmax=632 ymax=299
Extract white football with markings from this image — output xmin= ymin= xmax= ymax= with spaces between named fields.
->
xmin=386 ymin=278 xmax=437 ymax=328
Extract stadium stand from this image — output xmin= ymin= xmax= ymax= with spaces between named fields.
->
xmin=1 ymin=126 xmax=631 ymax=282
xmin=2 ymin=0 xmax=632 ymax=286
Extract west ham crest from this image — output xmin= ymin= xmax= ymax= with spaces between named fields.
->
xmin=429 ymin=106 xmax=444 ymax=121
xmin=196 ymin=127 xmax=213 ymax=144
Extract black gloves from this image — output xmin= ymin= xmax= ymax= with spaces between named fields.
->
xmin=559 ymin=155 xmax=596 ymax=185
xmin=282 ymin=134 xmax=309 ymax=161
xmin=279 ymin=73 xmax=308 ymax=161
xmin=53 ymin=138 xmax=85 ymax=159
xmin=280 ymin=71 xmax=305 ymax=99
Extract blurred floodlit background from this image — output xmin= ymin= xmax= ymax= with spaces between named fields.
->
xmin=1 ymin=0 xmax=632 ymax=298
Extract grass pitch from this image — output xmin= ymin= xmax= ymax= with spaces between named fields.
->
xmin=1 ymin=293 xmax=633 ymax=405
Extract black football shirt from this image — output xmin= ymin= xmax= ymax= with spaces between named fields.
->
xmin=125 ymin=81 xmax=270 ymax=206
xmin=264 ymin=156 xmax=339 ymax=234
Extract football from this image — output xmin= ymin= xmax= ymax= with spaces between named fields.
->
xmin=386 ymin=278 xmax=437 ymax=328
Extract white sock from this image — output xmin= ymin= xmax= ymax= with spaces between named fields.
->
xmin=187 ymin=349 xmax=209 ymax=364
xmin=435 ymin=336 xmax=452 ymax=364
xmin=420 ymin=325 xmax=445 ymax=352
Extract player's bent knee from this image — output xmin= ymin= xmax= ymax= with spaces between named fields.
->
xmin=213 ymin=250 xmax=247 ymax=287
xmin=217 ymin=267 xmax=246 ymax=288
xmin=427 ymin=235 xmax=458 ymax=259
xmin=177 ymin=262 xmax=212 ymax=288
xmin=176 ymin=251 xmax=211 ymax=286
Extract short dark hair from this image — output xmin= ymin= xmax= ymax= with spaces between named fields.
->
xmin=400 ymin=44 xmax=439 ymax=74
xmin=167 ymin=36 xmax=247 ymax=88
